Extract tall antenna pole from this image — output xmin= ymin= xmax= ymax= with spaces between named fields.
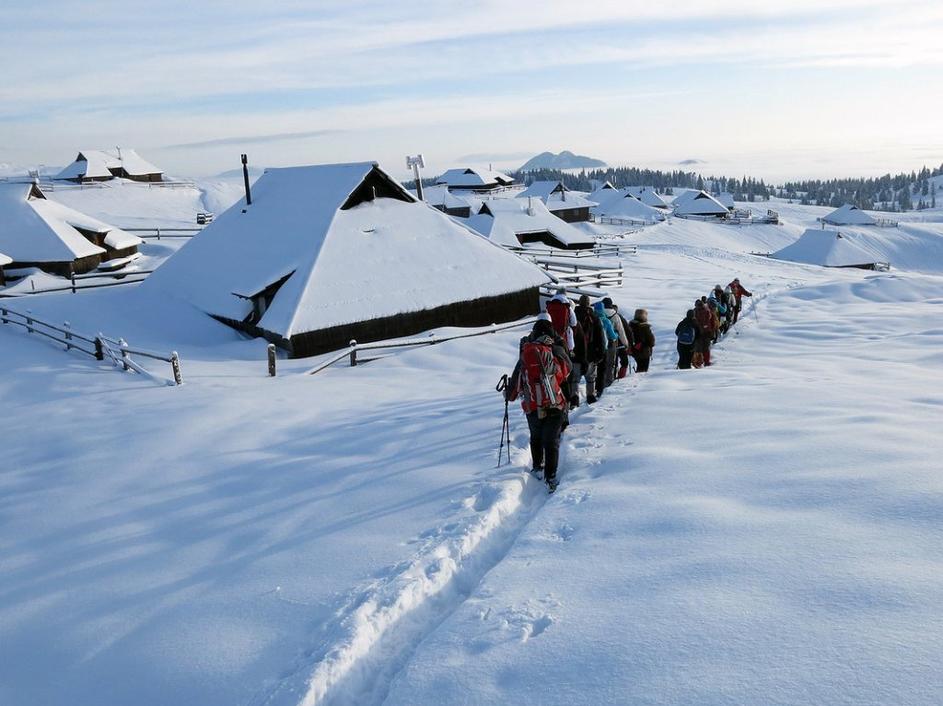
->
xmin=241 ymin=154 xmax=252 ymax=206
xmin=406 ymin=154 xmax=425 ymax=201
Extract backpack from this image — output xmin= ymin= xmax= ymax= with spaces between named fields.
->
xmin=521 ymin=339 xmax=564 ymax=409
xmin=576 ymin=306 xmax=604 ymax=359
xmin=546 ymin=299 xmax=570 ymax=339
xmin=677 ymin=322 xmax=696 ymax=345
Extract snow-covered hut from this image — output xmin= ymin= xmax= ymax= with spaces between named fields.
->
xmin=414 ymin=184 xmax=473 ymax=218
xmin=624 ymin=186 xmax=670 ymax=210
xmin=143 ymin=162 xmax=551 ymax=357
xmin=590 ymin=189 xmax=665 ymax=224
xmin=587 ymin=182 xmax=618 ymax=204
xmin=436 ymin=167 xmax=515 ymax=192
xmin=771 ymin=229 xmax=885 ymax=270
xmin=0 ymin=182 xmax=142 ymax=276
xmin=715 ymin=192 xmax=736 ymax=211
xmin=55 ymin=149 xmax=163 ymax=183
xmin=673 ymin=190 xmax=729 ymax=218
xmin=517 ymin=180 xmax=595 ymax=222
xmin=466 ymin=198 xmax=596 ymax=250
xmin=821 ymin=204 xmax=877 ymax=226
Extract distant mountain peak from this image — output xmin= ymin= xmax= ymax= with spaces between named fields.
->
xmin=520 ymin=150 xmax=606 ymax=171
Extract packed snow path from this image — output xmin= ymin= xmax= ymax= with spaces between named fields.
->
xmin=2 ymin=239 xmax=942 ymax=706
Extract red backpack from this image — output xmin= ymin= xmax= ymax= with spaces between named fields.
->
xmin=545 ymin=299 xmax=570 ymax=339
xmin=520 ymin=338 xmax=566 ymax=411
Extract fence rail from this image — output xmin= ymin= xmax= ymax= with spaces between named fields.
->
xmin=0 ymin=305 xmax=182 ymax=385
xmin=303 ymin=319 xmax=537 ymax=376
xmin=590 ymin=214 xmax=659 ymax=227
xmin=120 ymin=227 xmax=203 ymax=240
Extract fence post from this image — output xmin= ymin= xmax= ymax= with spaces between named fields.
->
xmin=0 ymin=307 xmax=7 ymax=324
xmin=71 ymin=272 xmax=77 ymax=294
xmin=349 ymin=340 xmax=357 ymax=367
xmin=267 ymin=343 xmax=277 ymax=377
xmin=119 ymin=338 xmax=130 ymax=370
xmin=171 ymin=352 xmax=182 ymax=385
xmin=156 ymin=227 xmax=161 ymax=241
xmin=64 ymin=321 xmax=72 ymax=351
xmin=94 ymin=337 xmax=104 ymax=361
xmin=26 ymin=310 xmax=33 ymax=334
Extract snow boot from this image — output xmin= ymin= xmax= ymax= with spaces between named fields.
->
xmin=587 ymin=394 xmax=598 ymax=404
xmin=617 ymin=364 xmax=628 ymax=379
xmin=546 ymin=476 xmax=558 ymax=493
xmin=530 ymin=466 xmax=545 ymax=481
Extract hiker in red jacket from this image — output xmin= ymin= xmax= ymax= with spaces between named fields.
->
xmin=727 ymin=278 xmax=753 ymax=323
xmin=506 ymin=318 xmax=572 ymax=492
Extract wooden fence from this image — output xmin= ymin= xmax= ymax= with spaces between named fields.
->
xmin=121 ymin=227 xmax=203 ymax=240
xmin=0 ymin=305 xmax=182 ymax=385
xmin=300 ymin=319 xmax=538 ymax=377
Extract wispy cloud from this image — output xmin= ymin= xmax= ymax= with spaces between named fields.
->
xmin=163 ymin=129 xmax=344 ymax=150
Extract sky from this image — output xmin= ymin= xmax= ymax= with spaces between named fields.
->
xmin=1 ymin=0 xmax=942 ymax=183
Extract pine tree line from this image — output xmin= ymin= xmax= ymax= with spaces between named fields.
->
xmin=778 ymin=163 xmax=943 ymax=211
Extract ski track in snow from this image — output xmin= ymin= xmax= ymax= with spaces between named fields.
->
xmin=256 ymin=371 xmax=651 ymax=706
xmin=261 ymin=291 xmax=770 ymax=706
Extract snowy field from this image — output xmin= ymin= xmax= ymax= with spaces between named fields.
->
xmin=1 ymin=203 xmax=943 ymax=705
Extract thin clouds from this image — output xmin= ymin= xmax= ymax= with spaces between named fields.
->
xmin=163 ymin=129 xmax=344 ymax=150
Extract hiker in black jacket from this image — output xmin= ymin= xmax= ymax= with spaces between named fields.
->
xmin=571 ymin=295 xmax=605 ymax=405
xmin=674 ymin=309 xmax=700 ymax=369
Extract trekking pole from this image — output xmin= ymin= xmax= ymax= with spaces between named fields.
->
xmin=495 ymin=374 xmax=511 ymax=467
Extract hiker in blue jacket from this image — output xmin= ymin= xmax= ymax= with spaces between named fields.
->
xmin=593 ymin=301 xmax=618 ymax=398
xmin=675 ymin=309 xmax=700 ymax=369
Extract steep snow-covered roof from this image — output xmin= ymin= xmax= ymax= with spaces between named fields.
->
xmin=822 ymin=204 xmax=877 ymax=226
xmin=624 ymin=186 xmax=669 ymax=209
xmin=771 ymin=228 xmax=881 ymax=267
xmin=55 ymin=149 xmax=162 ymax=180
xmin=436 ymin=167 xmax=514 ymax=188
xmin=591 ymin=190 xmax=665 ymax=222
xmin=466 ymin=198 xmax=596 ymax=248
xmin=517 ymin=181 xmax=595 ymax=212
xmin=0 ymin=252 xmax=12 ymax=267
xmin=673 ymin=190 xmax=729 ymax=216
xmin=0 ymin=182 xmax=107 ymax=262
xmin=144 ymin=162 xmax=550 ymax=338
xmin=412 ymin=184 xmax=472 ymax=211
xmin=715 ymin=192 xmax=736 ymax=210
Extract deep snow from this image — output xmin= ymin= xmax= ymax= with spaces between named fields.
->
xmin=1 ymin=197 xmax=942 ymax=706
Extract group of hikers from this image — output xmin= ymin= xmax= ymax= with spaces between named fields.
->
xmin=502 ymin=278 xmax=752 ymax=493
xmin=503 ymin=289 xmax=655 ymax=493
xmin=673 ymin=278 xmax=752 ymax=369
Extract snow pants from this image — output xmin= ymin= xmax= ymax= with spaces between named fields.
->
xmin=595 ymin=347 xmax=617 ymax=395
xmin=677 ymin=343 xmax=695 ymax=369
xmin=634 ymin=354 xmax=651 ymax=373
xmin=526 ymin=408 xmax=565 ymax=480
xmin=571 ymin=361 xmax=597 ymax=401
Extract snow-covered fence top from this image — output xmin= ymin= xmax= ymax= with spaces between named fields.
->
xmin=0 ymin=305 xmax=182 ymax=385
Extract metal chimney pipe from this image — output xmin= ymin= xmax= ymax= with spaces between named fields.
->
xmin=241 ymin=154 xmax=252 ymax=206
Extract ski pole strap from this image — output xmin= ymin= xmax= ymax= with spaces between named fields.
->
xmin=496 ymin=374 xmax=509 ymax=392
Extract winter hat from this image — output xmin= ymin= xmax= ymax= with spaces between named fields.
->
xmin=537 ymin=312 xmax=552 ymax=322
xmin=634 ymin=308 xmax=647 ymax=322
xmin=532 ymin=319 xmax=555 ymax=338
xmin=733 ymin=278 xmax=740 ymax=283
xmin=578 ymin=294 xmax=591 ymax=307
xmin=602 ymin=297 xmax=614 ymax=308
xmin=695 ymin=299 xmax=705 ymax=308
xmin=686 ymin=309 xmax=695 ymax=318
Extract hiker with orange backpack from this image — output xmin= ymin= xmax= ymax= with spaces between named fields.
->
xmin=546 ymin=288 xmax=576 ymax=353
xmin=506 ymin=318 xmax=572 ymax=493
